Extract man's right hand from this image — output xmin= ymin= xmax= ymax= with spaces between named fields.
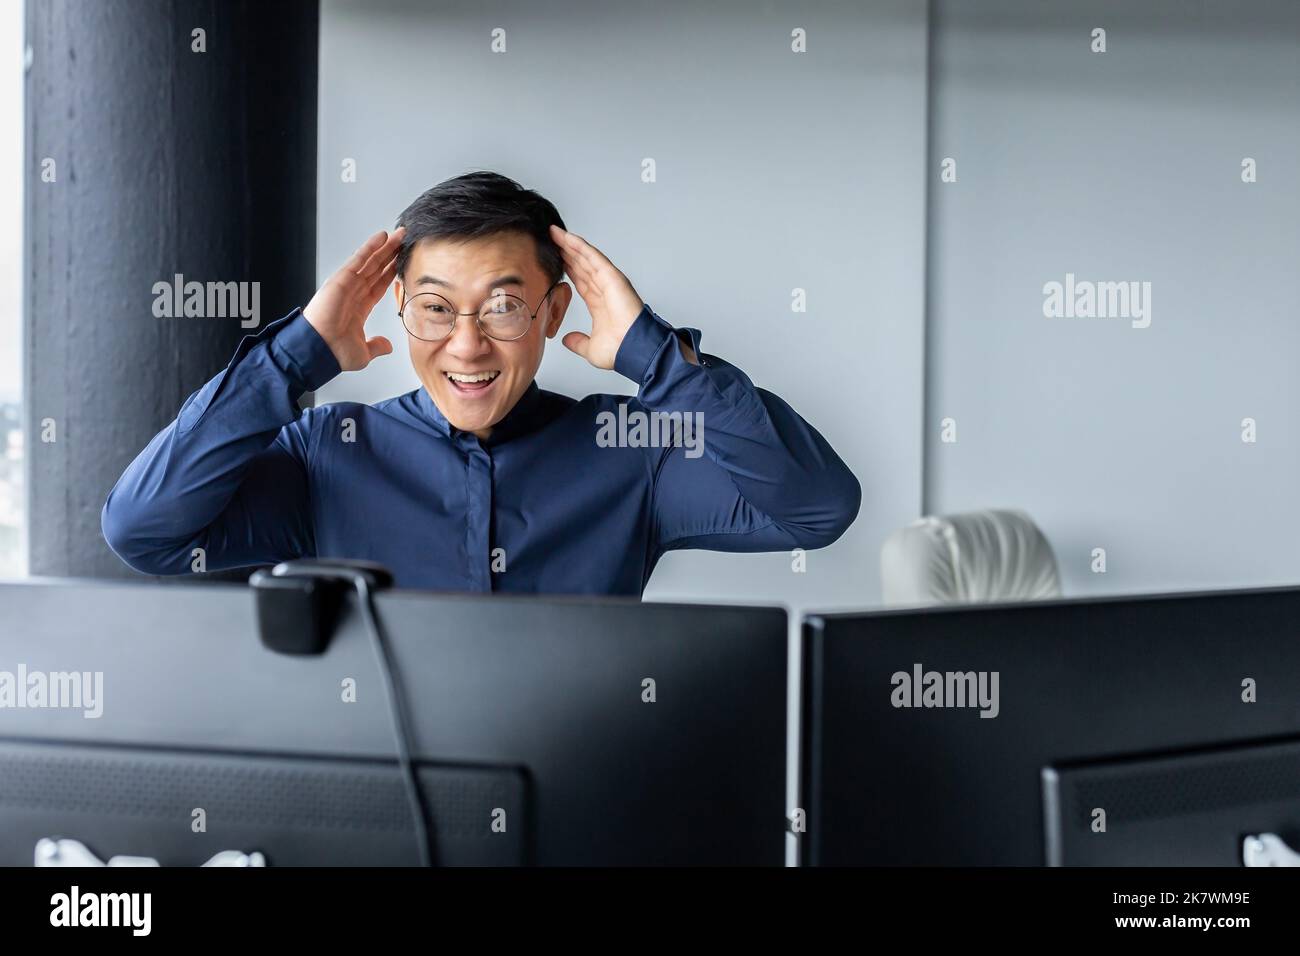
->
xmin=303 ymin=227 xmax=405 ymax=372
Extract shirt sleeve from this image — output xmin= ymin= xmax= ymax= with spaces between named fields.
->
xmin=613 ymin=304 xmax=861 ymax=555
xmin=100 ymin=307 xmax=342 ymax=576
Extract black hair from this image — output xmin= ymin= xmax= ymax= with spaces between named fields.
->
xmin=394 ymin=171 xmax=567 ymax=286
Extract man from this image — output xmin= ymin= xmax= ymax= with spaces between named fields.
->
xmin=102 ymin=172 xmax=860 ymax=595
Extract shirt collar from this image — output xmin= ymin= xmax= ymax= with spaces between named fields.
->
xmin=415 ymin=379 xmax=546 ymax=448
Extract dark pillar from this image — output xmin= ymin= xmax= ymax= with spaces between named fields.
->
xmin=25 ymin=0 xmax=319 ymax=579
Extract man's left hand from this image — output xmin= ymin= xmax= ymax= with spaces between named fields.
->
xmin=550 ymin=225 xmax=647 ymax=370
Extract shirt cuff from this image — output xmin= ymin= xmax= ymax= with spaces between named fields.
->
xmin=268 ymin=308 xmax=343 ymax=391
xmin=614 ymin=304 xmax=680 ymax=383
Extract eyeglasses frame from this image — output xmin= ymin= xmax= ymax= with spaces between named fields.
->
xmin=398 ymin=279 xmax=564 ymax=342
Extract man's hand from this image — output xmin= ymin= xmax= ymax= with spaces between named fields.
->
xmin=551 ymin=225 xmax=647 ymax=370
xmin=303 ymin=227 xmax=405 ymax=372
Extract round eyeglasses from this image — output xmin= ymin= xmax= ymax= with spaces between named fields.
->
xmin=399 ymin=280 xmax=563 ymax=342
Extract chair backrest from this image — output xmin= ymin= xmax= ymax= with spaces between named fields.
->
xmin=880 ymin=508 xmax=1062 ymax=606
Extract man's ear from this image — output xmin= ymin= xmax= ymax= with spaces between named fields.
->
xmin=543 ymin=281 xmax=573 ymax=339
xmin=392 ymin=279 xmax=405 ymax=314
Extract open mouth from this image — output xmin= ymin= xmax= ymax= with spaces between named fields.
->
xmin=443 ymin=370 xmax=501 ymax=395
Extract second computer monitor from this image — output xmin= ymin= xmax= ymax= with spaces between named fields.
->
xmin=801 ymin=586 xmax=1300 ymax=865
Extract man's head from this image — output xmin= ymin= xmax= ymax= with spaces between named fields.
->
xmin=393 ymin=172 xmax=572 ymax=439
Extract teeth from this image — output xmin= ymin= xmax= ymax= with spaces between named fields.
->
xmin=445 ymin=370 xmax=500 ymax=384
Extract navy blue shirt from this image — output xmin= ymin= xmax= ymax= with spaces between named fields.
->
xmin=102 ymin=305 xmax=861 ymax=595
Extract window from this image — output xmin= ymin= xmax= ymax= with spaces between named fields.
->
xmin=0 ymin=1 xmax=24 ymax=577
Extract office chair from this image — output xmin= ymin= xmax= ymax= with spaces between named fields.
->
xmin=880 ymin=508 xmax=1061 ymax=606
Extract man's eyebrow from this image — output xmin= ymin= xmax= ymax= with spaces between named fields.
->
xmin=413 ymin=274 xmax=527 ymax=290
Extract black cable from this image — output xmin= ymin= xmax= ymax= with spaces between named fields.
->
xmin=256 ymin=561 xmax=434 ymax=865
xmin=348 ymin=573 xmax=435 ymax=867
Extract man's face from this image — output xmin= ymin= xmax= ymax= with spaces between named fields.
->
xmin=394 ymin=231 xmax=570 ymax=439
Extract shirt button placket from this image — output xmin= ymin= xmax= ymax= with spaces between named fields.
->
xmin=461 ymin=437 xmax=494 ymax=592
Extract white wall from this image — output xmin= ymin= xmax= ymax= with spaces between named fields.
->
xmin=926 ymin=0 xmax=1300 ymax=598
xmin=317 ymin=0 xmax=930 ymax=613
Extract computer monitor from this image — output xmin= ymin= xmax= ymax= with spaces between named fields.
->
xmin=0 ymin=578 xmax=787 ymax=865
xmin=800 ymin=586 xmax=1300 ymax=865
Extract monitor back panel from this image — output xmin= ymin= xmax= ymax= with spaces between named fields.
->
xmin=1043 ymin=737 xmax=1300 ymax=866
xmin=0 ymin=580 xmax=787 ymax=865
xmin=0 ymin=739 xmax=528 ymax=866
xmin=801 ymin=587 xmax=1300 ymax=865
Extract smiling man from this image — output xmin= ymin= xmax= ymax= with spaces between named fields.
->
xmin=102 ymin=172 xmax=861 ymax=594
